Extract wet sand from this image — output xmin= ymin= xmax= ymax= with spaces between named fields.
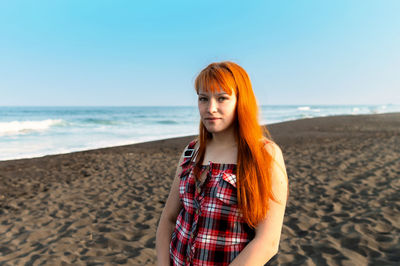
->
xmin=0 ymin=113 xmax=399 ymax=265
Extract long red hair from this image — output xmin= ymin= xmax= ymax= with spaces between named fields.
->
xmin=193 ymin=61 xmax=277 ymax=228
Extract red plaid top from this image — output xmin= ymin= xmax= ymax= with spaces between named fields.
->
xmin=169 ymin=140 xmax=255 ymax=265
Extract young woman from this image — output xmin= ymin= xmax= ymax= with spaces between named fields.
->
xmin=156 ymin=61 xmax=288 ymax=265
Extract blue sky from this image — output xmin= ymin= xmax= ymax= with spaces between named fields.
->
xmin=0 ymin=0 xmax=399 ymax=106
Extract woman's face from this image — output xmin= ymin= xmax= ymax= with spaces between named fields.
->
xmin=197 ymin=87 xmax=237 ymax=134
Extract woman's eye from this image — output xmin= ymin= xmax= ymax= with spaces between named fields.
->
xmin=199 ymin=97 xmax=208 ymax=102
xmin=218 ymin=97 xmax=228 ymax=102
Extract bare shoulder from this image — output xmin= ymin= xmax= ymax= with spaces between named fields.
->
xmin=261 ymin=137 xmax=288 ymax=199
xmin=261 ymin=137 xmax=282 ymax=159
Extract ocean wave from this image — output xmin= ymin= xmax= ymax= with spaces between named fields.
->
xmin=156 ymin=120 xmax=179 ymax=125
xmin=0 ymin=119 xmax=65 ymax=137
xmin=82 ymin=118 xmax=121 ymax=125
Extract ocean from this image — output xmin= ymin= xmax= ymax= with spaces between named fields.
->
xmin=1 ymin=104 xmax=399 ymax=161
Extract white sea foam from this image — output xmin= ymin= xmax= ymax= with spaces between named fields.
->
xmin=0 ymin=119 xmax=64 ymax=137
xmin=298 ymin=106 xmax=310 ymax=111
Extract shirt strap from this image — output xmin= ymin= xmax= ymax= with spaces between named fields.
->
xmin=180 ymin=139 xmax=198 ymax=167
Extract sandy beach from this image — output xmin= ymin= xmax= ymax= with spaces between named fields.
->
xmin=0 ymin=112 xmax=399 ymax=265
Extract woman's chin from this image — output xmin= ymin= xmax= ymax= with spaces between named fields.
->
xmin=205 ymin=126 xmax=218 ymax=133
xmin=205 ymin=126 xmax=228 ymax=134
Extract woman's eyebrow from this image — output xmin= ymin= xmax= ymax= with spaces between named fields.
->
xmin=198 ymin=93 xmax=228 ymax=96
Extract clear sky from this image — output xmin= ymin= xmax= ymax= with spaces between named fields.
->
xmin=0 ymin=0 xmax=399 ymax=106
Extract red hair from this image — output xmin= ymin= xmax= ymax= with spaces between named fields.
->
xmin=193 ymin=61 xmax=277 ymax=228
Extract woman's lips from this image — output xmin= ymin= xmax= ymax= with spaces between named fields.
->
xmin=205 ymin=118 xmax=220 ymax=124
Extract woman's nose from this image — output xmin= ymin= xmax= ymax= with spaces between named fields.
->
xmin=207 ymin=98 xmax=217 ymax=113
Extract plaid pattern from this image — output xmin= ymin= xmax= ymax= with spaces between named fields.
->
xmin=170 ymin=140 xmax=255 ymax=265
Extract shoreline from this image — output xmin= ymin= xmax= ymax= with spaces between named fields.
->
xmin=2 ymin=111 xmax=399 ymax=163
xmin=0 ymin=112 xmax=399 ymax=265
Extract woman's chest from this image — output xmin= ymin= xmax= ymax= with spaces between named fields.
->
xmin=179 ymin=166 xmax=239 ymax=215
xmin=201 ymin=144 xmax=238 ymax=166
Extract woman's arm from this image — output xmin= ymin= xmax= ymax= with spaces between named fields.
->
xmin=156 ymin=148 xmax=186 ymax=266
xmin=229 ymin=142 xmax=288 ymax=266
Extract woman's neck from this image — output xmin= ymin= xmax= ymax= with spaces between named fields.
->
xmin=210 ymin=125 xmax=237 ymax=148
